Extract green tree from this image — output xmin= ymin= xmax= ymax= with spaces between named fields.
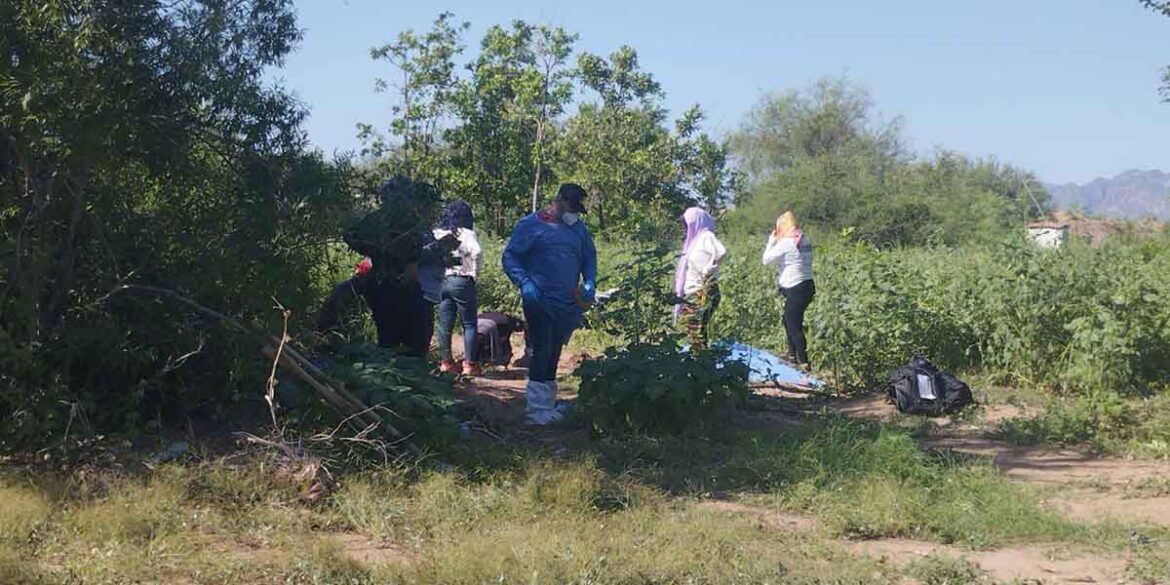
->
xmin=363 ymin=12 xmax=469 ymax=181
xmin=445 ymin=21 xmax=576 ymax=235
xmin=527 ymin=25 xmax=577 ymax=211
xmin=0 ymin=0 xmax=350 ymax=450
xmin=731 ymin=77 xmax=904 ymax=184
xmin=729 ymin=77 xmax=1046 ymax=246
xmin=1143 ymin=1 xmax=1170 ymax=100
xmin=674 ymin=107 xmax=743 ymax=211
xmin=729 ymin=78 xmax=904 ymax=235
xmin=561 ymin=47 xmax=687 ymax=233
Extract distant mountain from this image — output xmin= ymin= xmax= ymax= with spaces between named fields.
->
xmin=1044 ymin=170 xmax=1170 ymax=220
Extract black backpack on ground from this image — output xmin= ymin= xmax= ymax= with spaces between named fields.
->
xmin=886 ymin=356 xmax=973 ymax=416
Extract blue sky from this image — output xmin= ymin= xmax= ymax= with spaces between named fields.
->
xmin=276 ymin=0 xmax=1170 ymax=185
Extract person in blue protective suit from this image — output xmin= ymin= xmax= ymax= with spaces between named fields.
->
xmin=502 ymin=183 xmax=598 ymax=425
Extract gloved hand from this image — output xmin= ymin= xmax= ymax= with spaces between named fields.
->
xmin=520 ymin=280 xmax=542 ymax=305
xmin=582 ymin=280 xmax=596 ymax=304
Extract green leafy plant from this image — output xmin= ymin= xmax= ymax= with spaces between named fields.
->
xmin=575 ymin=340 xmax=750 ymax=436
xmin=586 ymin=243 xmax=678 ymax=344
xmin=280 ymin=344 xmax=463 ymax=451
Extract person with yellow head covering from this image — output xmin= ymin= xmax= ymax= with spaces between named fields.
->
xmin=762 ymin=211 xmax=816 ymax=371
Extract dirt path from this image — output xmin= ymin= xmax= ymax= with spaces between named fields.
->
xmin=1046 ymin=488 xmax=1170 ymax=527
xmin=694 ymin=500 xmax=817 ymax=531
xmin=454 ymin=346 xmax=1170 ymax=582
xmin=692 ymin=498 xmax=1138 ymax=584
xmin=848 ymin=538 xmax=1131 ymax=584
xmin=819 ymin=390 xmax=1170 ymax=530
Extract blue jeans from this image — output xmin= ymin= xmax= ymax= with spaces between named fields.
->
xmin=437 ymin=275 xmax=478 ymax=362
xmin=523 ymin=302 xmax=574 ymax=383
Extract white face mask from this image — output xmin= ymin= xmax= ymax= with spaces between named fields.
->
xmin=561 ymin=212 xmax=580 ymax=226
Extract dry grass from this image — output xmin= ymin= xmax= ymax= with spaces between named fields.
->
xmin=0 ymin=481 xmax=50 ymax=546
xmin=0 ymin=416 xmax=1158 ymax=583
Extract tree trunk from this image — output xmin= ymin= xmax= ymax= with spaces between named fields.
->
xmin=38 ymin=166 xmax=90 ymax=335
xmin=593 ymin=187 xmax=606 ymax=231
xmin=530 ymin=116 xmax=545 ymax=213
xmin=531 ymin=71 xmax=551 ymax=213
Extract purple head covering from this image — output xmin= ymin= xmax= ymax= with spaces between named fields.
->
xmin=437 ymin=199 xmax=474 ymax=231
xmin=674 ymin=207 xmax=716 ymax=318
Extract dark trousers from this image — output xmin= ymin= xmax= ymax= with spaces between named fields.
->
xmin=315 ymin=275 xmax=369 ymax=335
xmin=523 ymin=303 xmax=572 ymax=383
xmin=365 ymin=281 xmax=433 ymax=357
xmin=437 ymin=275 xmax=478 ymax=362
xmin=780 ymin=279 xmax=816 ymax=366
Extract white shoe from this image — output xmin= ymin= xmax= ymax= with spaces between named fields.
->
xmin=524 ymin=380 xmax=564 ymax=425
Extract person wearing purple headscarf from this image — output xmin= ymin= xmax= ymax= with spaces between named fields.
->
xmin=674 ymin=207 xmax=727 ymax=349
xmin=432 ymin=199 xmax=484 ymax=375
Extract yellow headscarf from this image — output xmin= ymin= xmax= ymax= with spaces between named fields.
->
xmin=774 ymin=211 xmax=799 ymax=239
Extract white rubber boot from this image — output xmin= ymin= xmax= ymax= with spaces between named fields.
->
xmin=524 ymin=380 xmax=563 ymax=425
xmin=549 ymin=381 xmax=572 ymax=417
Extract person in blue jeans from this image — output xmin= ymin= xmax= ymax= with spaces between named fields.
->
xmin=502 ymin=183 xmax=598 ymax=425
xmin=433 ymin=200 xmax=485 ymax=375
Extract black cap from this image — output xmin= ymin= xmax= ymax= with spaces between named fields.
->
xmin=556 ymin=183 xmax=588 ymax=214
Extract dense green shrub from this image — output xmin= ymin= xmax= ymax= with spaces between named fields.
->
xmin=0 ymin=1 xmax=355 ymax=451
xmin=328 ymin=345 xmax=463 ymax=446
xmin=575 ymin=340 xmax=750 ymax=436
xmin=996 ymin=390 xmax=1133 ymax=447
xmin=710 ymin=231 xmax=1170 ymax=393
xmin=474 ymin=237 xmax=520 ymax=315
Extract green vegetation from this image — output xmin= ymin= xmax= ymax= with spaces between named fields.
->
xmin=1 ymin=0 xmax=353 ymax=452
xmin=906 ymin=554 xmax=987 ymax=585
xmin=728 ymin=77 xmax=1047 ymax=247
xmin=4 ymin=2 xmax=1170 ymax=582
xmin=709 ymin=232 xmax=1170 ymax=394
xmin=576 ymin=340 xmax=750 ymax=436
xmin=3 ymin=410 xmax=1160 ymax=584
xmin=359 ymin=13 xmax=742 ymax=235
xmin=591 ymin=418 xmax=1108 ymax=548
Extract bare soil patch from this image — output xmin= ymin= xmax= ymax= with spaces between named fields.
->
xmin=849 ymin=539 xmax=1131 ymax=584
xmin=332 ymin=533 xmax=416 ymax=566
xmin=695 ymin=499 xmax=817 ymax=531
xmin=1046 ymin=488 xmax=1170 ymax=528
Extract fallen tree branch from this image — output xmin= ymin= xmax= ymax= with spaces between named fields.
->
xmin=266 ymin=301 xmax=291 ymax=432
xmin=107 ymin=284 xmax=423 ymax=457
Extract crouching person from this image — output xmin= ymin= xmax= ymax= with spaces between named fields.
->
xmin=502 ymin=183 xmax=598 ymax=425
xmin=314 ymin=258 xmax=373 ymax=338
xmin=474 ymin=312 xmax=525 ymax=367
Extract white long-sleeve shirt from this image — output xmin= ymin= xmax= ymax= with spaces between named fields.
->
xmin=682 ymin=231 xmax=727 ymax=295
xmin=762 ymin=233 xmax=814 ymax=289
xmin=433 ymin=227 xmax=484 ymax=280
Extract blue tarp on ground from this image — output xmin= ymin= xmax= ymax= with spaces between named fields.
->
xmin=714 ymin=341 xmax=824 ymax=388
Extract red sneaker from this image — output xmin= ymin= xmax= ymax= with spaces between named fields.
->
xmin=439 ymin=360 xmax=457 ymax=374
xmin=462 ymin=362 xmax=483 ymax=377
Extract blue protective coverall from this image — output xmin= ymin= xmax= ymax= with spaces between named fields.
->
xmin=502 ymin=212 xmax=597 ymax=386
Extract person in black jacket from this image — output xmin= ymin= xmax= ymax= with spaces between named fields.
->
xmin=314 ymin=258 xmax=373 ymax=337
xmin=343 ymin=176 xmax=450 ymax=357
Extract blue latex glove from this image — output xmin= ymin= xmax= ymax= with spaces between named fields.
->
xmin=520 ymin=280 xmax=542 ymax=305
xmin=582 ymin=280 xmax=596 ymax=303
